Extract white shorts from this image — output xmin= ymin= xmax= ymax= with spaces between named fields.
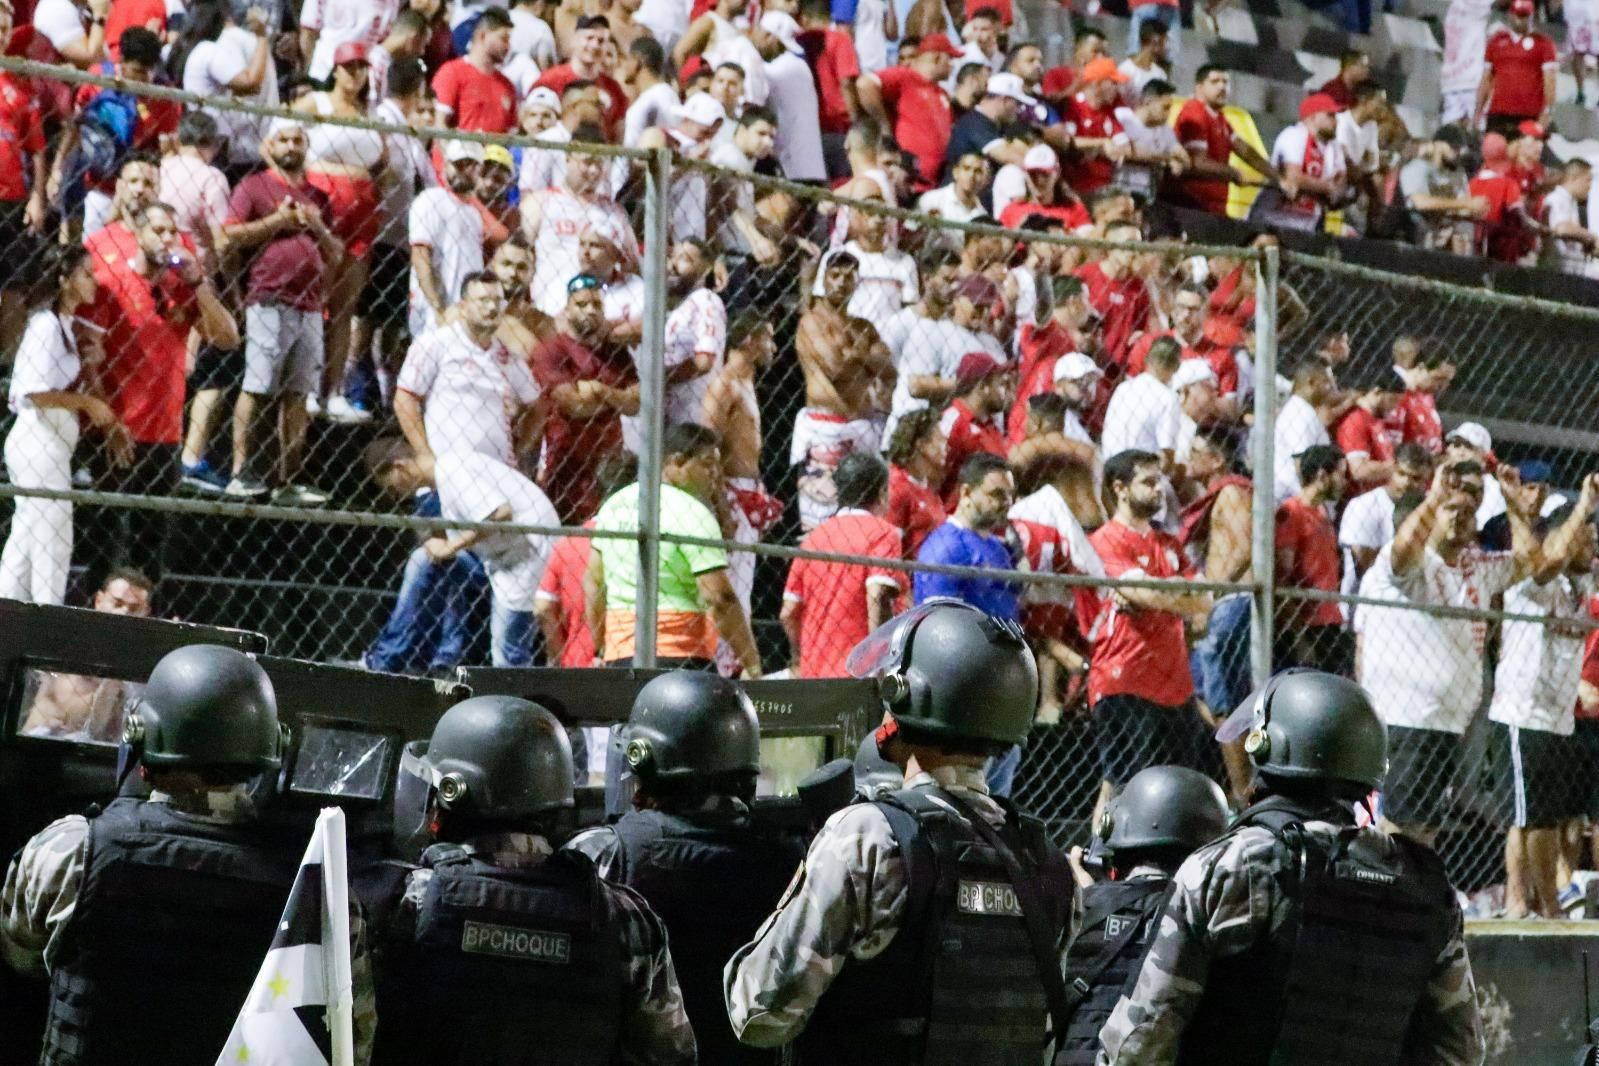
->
xmin=1571 ymin=8 xmax=1599 ymax=55
xmin=1441 ymin=88 xmax=1477 ymax=125
xmin=244 ymin=303 xmax=325 ymax=396
xmin=790 ymin=408 xmax=881 ymax=531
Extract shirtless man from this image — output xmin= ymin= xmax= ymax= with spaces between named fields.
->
xmin=702 ymin=313 xmax=781 ymax=669
xmin=793 ymin=251 xmax=896 ymax=529
xmin=20 ymin=569 xmax=153 ymax=742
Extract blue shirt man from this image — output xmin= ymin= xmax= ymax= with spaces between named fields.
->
xmin=914 ymin=451 xmax=1021 ymax=620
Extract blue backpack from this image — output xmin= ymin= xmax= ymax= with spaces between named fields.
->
xmin=60 ymin=64 xmax=140 ymax=215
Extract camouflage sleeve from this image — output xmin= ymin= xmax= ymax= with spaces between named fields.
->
xmin=607 ymin=881 xmax=698 ymax=1066
xmin=1097 ymin=832 xmax=1273 ymax=1066
xmin=349 ymin=900 xmax=377 ymax=1066
xmin=566 ymin=826 xmax=623 ymax=882
xmin=722 ymin=802 xmax=909 ymax=1048
xmin=0 ymin=814 xmax=90 ymax=979
xmin=1413 ymin=905 xmax=1486 ymax=1066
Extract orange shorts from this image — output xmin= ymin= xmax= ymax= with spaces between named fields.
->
xmin=307 ymin=170 xmax=380 ymax=261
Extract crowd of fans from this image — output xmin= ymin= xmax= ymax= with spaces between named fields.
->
xmin=0 ymin=0 xmax=1595 ymax=913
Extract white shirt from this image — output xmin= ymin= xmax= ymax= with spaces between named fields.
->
xmin=1337 ymin=484 xmax=1397 ymax=595
xmin=9 ymin=311 xmax=80 ymax=413
xmin=509 ymin=6 xmax=557 ymax=68
xmin=1442 ymin=0 xmax=1497 ymax=94
xmin=158 ymin=154 xmax=229 ymax=254
xmin=1117 ymin=58 xmax=1167 ymax=105
xmin=1009 ymin=483 xmax=1106 ymax=582
xmin=396 ymin=322 xmax=542 ymax=464
xmin=408 ymin=188 xmax=484 ymax=337
xmin=529 ymin=187 xmax=638 ymax=316
xmin=183 ymin=28 xmax=279 ymax=165
xmin=1102 ymin=372 xmax=1181 ymax=459
xmin=624 ymin=82 xmax=681 ymax=147
xmin=1335 ymin=111 xmax=1379 ymax=173
xmin=709 ymin=139 xmax=758 ymax=255
xmin=32 ymin=0 xmax=87 ymax=53
xmin=766 ymin=51 xmax=826 ymax=182
xmin=809 ymin=241 xmax=919 ymax=336
xmin=1269 ymin=123 xmax=1347 ymax=189
xmin=300 ymin=0 xmax=402 ymax=80
xmin=1116 ymin=106 xmax=1180 ymax=158
xmin=1272 ymin=394 xmax=1329 ymax=502
xmin=1355 ymin=542 xmax=1520 ymax=733
xmin=664 ymin=288 xmax=728 ymax=427
xmin=637 ymin=0 xmax=692 ymax=52
xmin=853 ymin=0 xmax=889 ymax=72
xmin=880 ymin=308 xmax=967 ymax=442
xmin=915 ymin=184 xmax=988 ymax=226
xmin=704 ymin=25 xmax=771 ymax=107
xmin=435 ymin=451 xmax=558 ymax=611
xmin=1490 ymin=573 xmax=1594 ymax=734
xmin=1542 ymin=184 xmax=1599 ymax=278
xmin=376 ymin=97 xmax=437 ymax=249
xmin=991 ymin=163 xmax=1029 ymax=222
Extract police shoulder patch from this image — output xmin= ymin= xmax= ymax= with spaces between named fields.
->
xmin=957 ymin=879 xmax=1024 ymax=918
xmin=461 ymin=919 xmax=573 ymax=963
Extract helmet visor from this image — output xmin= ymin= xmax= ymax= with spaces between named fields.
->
xmin=391 ymin=741 xmax=437 ymax=860
xmin=845 ymin=597 xmax=993 ymax=679
xmin=1215 ymin=685 xmax=1268 ymax=744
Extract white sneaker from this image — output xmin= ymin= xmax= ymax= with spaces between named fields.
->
xmin=305 ymin=393 xmax=322 ymax=418
xmin=325 ymin=396 xmax=374 ymax=424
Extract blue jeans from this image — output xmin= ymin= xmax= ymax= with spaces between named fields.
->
xmin=1190 ymin=593 xmax=1254 ymax=714
xmin=987 ymin=743 xmax=1021 ymax=799
xmin=491 ymin=599 xmax=536 ymax=667
xmin=366 ymin=543 xmax=489 ymax=673
xmin=1128 ymin=4 xmax=1181 ymax=56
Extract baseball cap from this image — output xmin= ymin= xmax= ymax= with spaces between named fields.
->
xmin=523 ymin=86 xmax=561 ymax=113
xmin=1023 ymin=144 xmax=1060 ymax=171
xmin=1518 ymin=458 xmax=1555 ymax=484
xmin=1041 ymin=66 xmax=1074 ymax=98
xmin=1445 ymin=421 xmax=1492 ymax=453
xmin=1517 ymin=119 xmax=1547 ymax=140
xmin=1171 ymin=359 xmax=1218 ymax=391
xmin=1298 ymin=92 xmax=1343 ymax=121
xmin=985 ymin=72 xmax=1038 ymax=107
xmin=443 ymin=138 xmax=486 ymax=163
xmin=955 ymin=352 xmax=1005 ymax=387
xmin=759 ymin=11 xmax=803 ymax=55
xmin=954 ymin=274 xmax=1001 ymax=305
xmin=483 ymin=144 xmax=514 ymax=170
xmin=681 ymin=92 xmax=727 ymax=129
xmin=1510 ymin=0 xmax=1534 ymax=15
xmin=1052 ymin=352 xmax=1101 ymax=382
xmin=1081 ymin=57 xmax=1129 ymax=84
xmin=265 ymin=117 xmax=303 ymax=141
xmin=918 ymin=32 xmax=964 ymax=58
xmin=333 ymin=41 xmax=369 ymax=66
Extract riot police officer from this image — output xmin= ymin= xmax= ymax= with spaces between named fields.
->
xmin=1097 ymin=670 xmax=1486 ymax=1065
xmin=0 ymin=644 xmax=376 ymax=1065
xmin=568 ymin=670 xmax=808 ymax=1065
xmin=725 ymin=598 xmax=1075 ymax=1065
xmin=373 ymin=694 xmax=695 ymax=1066
xmin=1056 ymin=765 xmax=1228 ymax=1065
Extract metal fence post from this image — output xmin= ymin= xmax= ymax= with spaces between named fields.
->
xmin=1249 ymin=245 xmax=1280 ymax=692
xmin=633 ymin=147 xmax=671 ymax=668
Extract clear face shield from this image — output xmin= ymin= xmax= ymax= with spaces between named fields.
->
xmin=392 ymin=740 xmax=440 ymax=861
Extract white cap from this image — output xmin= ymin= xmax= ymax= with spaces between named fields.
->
xmin=265 ymin=117 xmax=303 ymax=141
xmin=1171 ymin=359 xmax=1218 ymax=392
xmin=1023 ymin=144 xmax=1059 ymax=171
xmin=985 ymin=72 xmax=1038 ymax=108
xmin=1445 ymin=421 xmax=1492 ymax=453
xmin=680 ymin=92 xmax=727 ymax=129
xmin=523 ymin=86 xmax=561 ymax=112
xmin=443 ymin=138 xmax=486 ymax=163
xmin=759 ymin=11 xmax=804 ymax=55
xmin=1052 ymin=352 xmax=1101 ymax=383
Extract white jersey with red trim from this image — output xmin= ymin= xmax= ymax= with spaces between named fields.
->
xmin=530 ymin=187 xmax=639 ymax=316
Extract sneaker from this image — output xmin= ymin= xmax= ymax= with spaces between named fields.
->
xmin=305 ymin=393 xmax=322 ymax=418
xmin=224 ymin=477 xmax=269 ymax=499
xmin=324 ymin=396 xmax=373 ymax=424
xmin=272 ymin=483 xmax=330 ymax=507
xmin=181 ymin=459 xmax=228 ymax=494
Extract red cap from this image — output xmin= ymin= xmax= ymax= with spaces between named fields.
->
xmin=1081 ymin=57 xmax=1129 ymax=84
xmin=1040 ymin=66 xmax=1074 ymax=98
xmin=1510 ymin=0 xmax=1534 ymax=15
xmin=918 ymin=32 xmax=965 ymax=58
xmin=333 ymin=41 xmax=369 ymax=66
xmin=1517 ymin=119 xmax=1547 ymax=140
xmin=1298 ymin=92 xmax=1343 ymax=120
xmin=955 ymin=352 xmax=1004 ymax=387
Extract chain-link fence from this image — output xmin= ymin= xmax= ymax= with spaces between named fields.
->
xmin=10 ymin=57 xmax=1599 ymax=917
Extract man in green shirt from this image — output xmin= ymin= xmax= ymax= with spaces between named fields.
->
xmin=585 ymin=423 xmax=764 ymax=677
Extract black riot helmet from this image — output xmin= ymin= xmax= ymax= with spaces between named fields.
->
xmin=123 ymin=645 xmax=283 ymax=773
xmin=618 ymin=671 xmax=761 ymax=783
xmin=1217 ymin=670 xmax=1388 ymax=791
xmin=1099 ymin=765 xmax=1229 ymax=856
xmin=847 ymin=599 xmax=1038 ymax=752
xmin=405 ymin=696 xmax=575 ymax=823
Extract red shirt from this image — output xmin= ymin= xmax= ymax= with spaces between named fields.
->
xmin=535 ymin=65 xmax=629 ymax=140
xmin=1390 ymin=388 xmax=1443 ymax=454
xmin=225 ymin=171 xmax=331 ymax=311
xmin=998 ymin=199 xmax=1090 ymax=231
xmin=1485 ymin=29 xmax=1557 ymax=118
xmin=530 ymin=332 xmax=637 ymax=522
xmin=783 ymin=510 xmax=907 ymax=678
xmin=105 ymin=0 xmax=166 ymax=58
xmin=873 ymin=65 xmax=952 ymax=188
xmin=0 ymin=72 xmax=44 ymax=203
xmin=1333 ymin=404 xmax=1395 ymax=495
xmin=1578 ymin=593 xmax=1599 ymax=720
xmin=1123 ymin=331 xmax=1227 ymax=391
xmin=1275 ymin=496 xmax=1342 ymax=627
xmin=1060 ymin=94 xmax=1123 ymax=193
xmin=537 ymin=529 xmax=597 ymax=667
xmin=1074 ymin=261 xmax=1151 ymax=370
xmin=1470 ymin=166 xmax=1534 ymax=262
xmin=85 ymin=241 xmax=199 ymax=445
xmin=1087 ymin=519 xmax=1195 ymax=707
xmin=1018 ymin=317 xmax=1075 ymax=385
xmin=1319 ymin=75 xmax=1356 ymax=108
xmin=432 ymin=58 xmax=518 ymax=133
xmin=1008 ymin=351 xmax=1059 ymax=444
xmin=798 ymin=28 xmax=860 ymax=134
xmin=938 ymin=397 xmax=1008 ymax=507
xmin=1174 ymin=97 xmax=1233 ymax=215
xmin=887 ymin=464 xmax=946 ymax=558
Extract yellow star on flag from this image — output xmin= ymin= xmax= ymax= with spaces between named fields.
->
xmin=236 ymin=1046 xmax=250 ymax=1062
xmin=267 ymin=973 xmax=289 ymax=1000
